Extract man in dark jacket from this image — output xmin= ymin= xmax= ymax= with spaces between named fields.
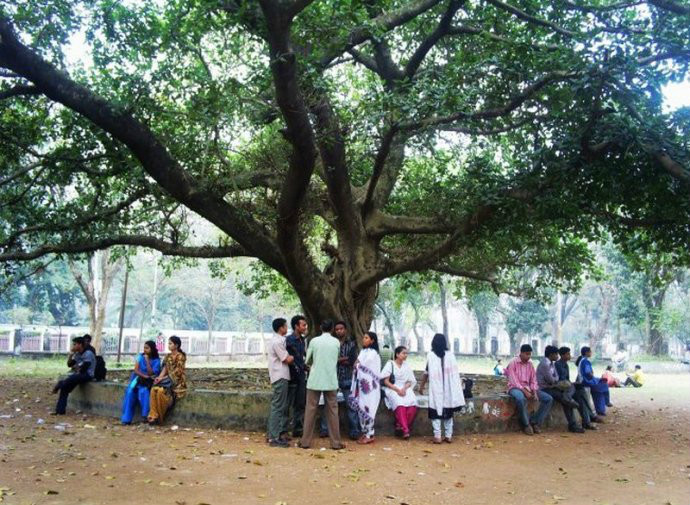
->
xmin=286 ymin=315 xmax=308 ymax=437
xmin=52 ymin=337 xmax=95 ymax=415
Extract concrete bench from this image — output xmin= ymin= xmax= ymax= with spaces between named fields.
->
xmin=68 ymin=381 xmax=571 ymax=435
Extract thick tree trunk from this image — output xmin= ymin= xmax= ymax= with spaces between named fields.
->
xmin=644 ymin=289 xmax=667 ymax=356
xmin=477 ymin=319 xmax=488 ymax=355
xmin=508 ymin=332 xmax=519 ymax=356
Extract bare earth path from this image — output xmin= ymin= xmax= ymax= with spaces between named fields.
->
xmin=1 ymin=375 xmax=688 ymax=505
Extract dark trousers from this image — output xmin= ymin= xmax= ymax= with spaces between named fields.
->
xmin=267 ymin=379 xmax=289 ymax=440
xmin=624 ymin=377 xmax=642 ymax=388
xmin=573 ymin=387 xmax=593 ymax=426
xmin=54 ymin=373 xmax=91 ymax=414
xmin=287 ymin=374 xmax=306 ymax=436
xmin=542 ymin=387 xmax=580 ymax=429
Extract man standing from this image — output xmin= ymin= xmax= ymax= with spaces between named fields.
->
xmin=286 ymin=315 xmax=308 ymax=437
xmin=555 ymin=346 xmax=598 ymax=429
xmin=320 ymin=321 xmax=360 ymax=440
xmin=267 ymin=318 xmax=294 ymax=448
xmin=299 ymin=320 xmax=345 ymax=450
xmin=537 ymin=345 xmax=584 ymax=433
xmin=505 ymin=344 xmax=553 ymax=436
xmin=51 ymin=337 xmax=96 ymax=415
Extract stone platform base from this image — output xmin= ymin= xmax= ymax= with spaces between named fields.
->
xmin=68 ymin=382 xmax=572 ymax=435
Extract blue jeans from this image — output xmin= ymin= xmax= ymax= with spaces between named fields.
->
xmin=509 ymin=389 xmax=553 ymax=428
xmin=319 ymin=381 xmax=361 ymax=438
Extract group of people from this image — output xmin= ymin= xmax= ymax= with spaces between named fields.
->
xmin=51 ymin=334 xmax=189 ymax=425
xmin=51 ymin=325 xmax=643 ymax=444
xmin=267 ymin=317 xmax=467 ymax=448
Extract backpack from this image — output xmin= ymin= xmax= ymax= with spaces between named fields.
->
xmin=94 ymin=355 xmax=107 ymax=381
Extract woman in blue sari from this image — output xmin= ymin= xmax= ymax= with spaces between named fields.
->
xmin=121 ymin=340 xmax=161 ymax=424
xmin=576 ymin=346 xmax=611 ymax=416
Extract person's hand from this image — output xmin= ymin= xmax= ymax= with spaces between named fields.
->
xmin=396 ymin=387 xmax=405 ymax=397
xmin=153 ymin=377 xmax=161 ymax=385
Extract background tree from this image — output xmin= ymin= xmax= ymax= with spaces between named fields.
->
xmin=504 ymin=298 xmax=549 ymax=355
xmin=466 ymin=288 xmax=499 ymax=354
xmin=0 ymin=1 xmax=689 ymax=342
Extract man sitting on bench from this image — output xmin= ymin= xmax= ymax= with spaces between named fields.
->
xmin=51 ymin=336 xmax=95 ymax=415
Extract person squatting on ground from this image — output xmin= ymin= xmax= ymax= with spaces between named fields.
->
xmin=505 ymin=344 xmax=553 ymax=436
xmin=349 ymin=331 xmax=382 ymax=445
xmin=148 ymin=336 xmax=187 ymax=425
xmin=121 ymin=340 xmax=161 ymax=424
xmin=624 ymin=365 xmax=645 ymax=388
xmin=52 ymin=336 xmax=96 ymax=415
xmin=418 ymin=334 xmax=464 ymax=444
xmin=381 ymin=345 xmax=418 ymax=439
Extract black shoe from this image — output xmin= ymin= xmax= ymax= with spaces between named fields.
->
xmin=606 ymin=403 xmax=613 ymax=407
xmin=269 ymin=439 xmax=289 ymax=448
xmin=531 ymin=424 xmax=542 ymax=434
xmin=568 ymin=426 xmax=585 ymax=434
xmin=584 ymin=424 xmax=598 ymax=430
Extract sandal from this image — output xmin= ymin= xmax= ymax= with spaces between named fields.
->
xmin=432 ymin=437 xmax=442 ymax=444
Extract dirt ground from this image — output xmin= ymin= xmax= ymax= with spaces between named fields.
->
xmin=1 ymin=375 xmax=688 ymax=505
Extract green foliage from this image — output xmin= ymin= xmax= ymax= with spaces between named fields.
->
xmin=505 ymin=299 xmax=549 ymax=339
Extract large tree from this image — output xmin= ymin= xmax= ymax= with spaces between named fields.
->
xmin=1 ymin=0 xmax=689 ymax=339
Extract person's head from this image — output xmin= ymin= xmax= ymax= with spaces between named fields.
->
xmin=544 ymin=345 xmax=559 ymax=362
xmin=635 ymin=364 xmax=641 ymax=370
xmin=362 ymin=331 xmax=379 ymax=352
xmin=606 ymin=365 xmax=613 ymax=371
xmin=291 ymin=315 xmax=308 ymax=336
xmin=143 ymin=340 xmax=159 ymax=360
xmin=272 ymin=318 xmax=288 ymax=335
xmin=334 ymin=321 xmax=348 ymax=339
xmin=83 ymin=334 xmax=92 ymax=345
xmin=71 ymin=336 xmax=85 ymax=353
xmin=519 ymin=344 xmax=533 ymax=362
xmin=394 ymin=346 xmax=408 ymax=362
xmin=580 ymin=346 xmax=592 ymax=358
xmin=497 ymin=359 xmax=502 ymax=364
xmin=168 ymin=335 xmax=184 ymax=354
xmin=321 ymin=319 xmax=334 ymax=334
xmin=558 ymin=346 xmax=571 ymax=361
xmin=431 ymin=333 xmax=447 ymax=358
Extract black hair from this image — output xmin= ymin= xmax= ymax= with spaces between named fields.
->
xmin=558 ymin=346 xmax=570 ymax=356
xmin=72 ymin=336 xmax=85 ymax=346
xmin=83 ymin=334 xmax=92 ymax=342
xmin=334 ymin=320 xmax=347 ymax=330
xmin=635 ymin=364 xmax=641 ymax=370
xmin=321 ymin=319 xmax=334 ymax=333
xmin=394 ymin=346 xmax=407 ymax=359
xmin=169 ymin=335 xmax=185 ymax=355
xmin=544 ymin=345 xmax=559 ymax=357
xmin=605 ymin=365 xmax=613 ymax=371
xmin=575 ymin=356 xmax=583 ymax=366
xmin=273 ymin=318 xmax=287 ymax=333
xmin=144 ymin=340 xmax=159 ymax=360
xmin=496 ymin=359 xmax=502 ymax=363
xmin=364 ymin=331 xmax=380 ymax=352
xmin=431 ymin=333 xmax=447 ymax=358
xmin=290 ymin=315 xmax=307 ymax=330
xmin=580 ymin=346 xmax=591 ymax=355
xmin=520 ymin=344 xmax=533 ymax=353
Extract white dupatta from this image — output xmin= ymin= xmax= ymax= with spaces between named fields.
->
xmin=349 ymin=348 xmax=381 ymax=424
xmin=426 ymin=351 xmax=464 ymax=415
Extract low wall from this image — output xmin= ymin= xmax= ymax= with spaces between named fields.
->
xmin=68 ymin=381 xmax=570 ymax=436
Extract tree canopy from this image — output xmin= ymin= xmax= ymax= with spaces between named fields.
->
xmin=1 ymin=0 xmax=689 ymax=336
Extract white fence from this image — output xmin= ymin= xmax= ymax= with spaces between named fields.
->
xmin=0 ymin=325 xmax=269 ymax=356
